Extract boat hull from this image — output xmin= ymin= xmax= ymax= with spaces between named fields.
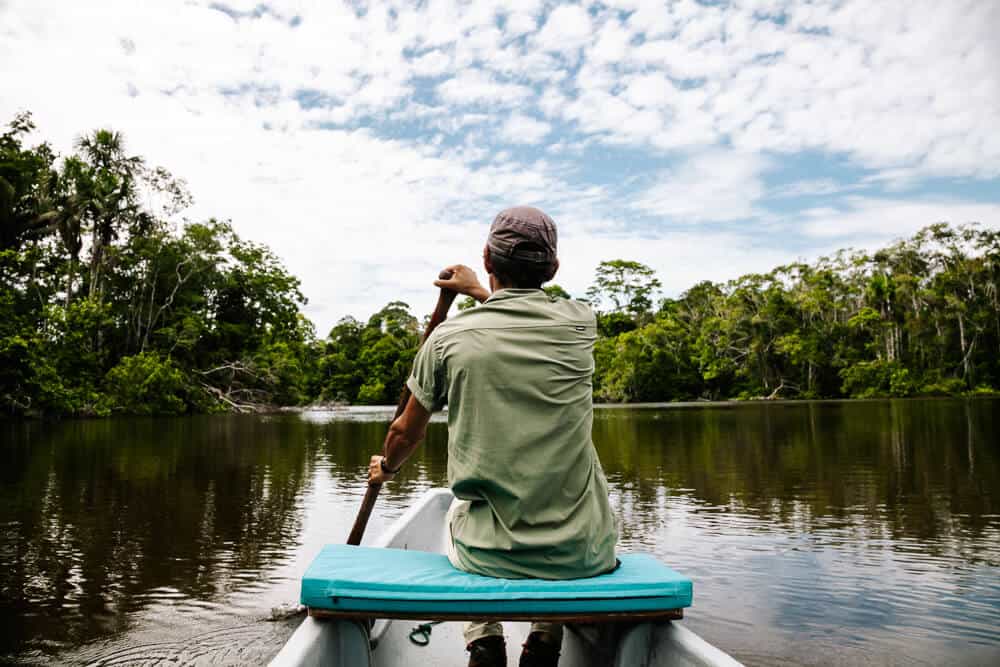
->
xmin=269 ymin=488 xmax=742 ymax=667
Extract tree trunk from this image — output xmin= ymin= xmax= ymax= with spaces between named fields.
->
xmin=992 ymin=285 xmax=1000 ymax=354
xmin=65 ymin=256 xmax=76 ymax=309
xmin=958 ymin=313 xmax=969 ymax=379
xmin=88 ymin=221 xmax=101 ymax=300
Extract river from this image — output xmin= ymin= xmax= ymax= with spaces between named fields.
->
xmin=1 ymin=398 xmax=998 ymax=665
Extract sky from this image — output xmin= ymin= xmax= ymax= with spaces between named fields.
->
xmin=2 ymin=0 xmax=999 ymax=333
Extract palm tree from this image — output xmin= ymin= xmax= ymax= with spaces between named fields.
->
xmin=73 ymin=129 xmax=144 ymax=302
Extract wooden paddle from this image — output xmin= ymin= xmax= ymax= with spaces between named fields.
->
xmin=346 ymin=269 xmax=458 ymax=546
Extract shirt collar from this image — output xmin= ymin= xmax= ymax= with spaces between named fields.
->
xmin=484 ymin=288 xmax=545 ymax=303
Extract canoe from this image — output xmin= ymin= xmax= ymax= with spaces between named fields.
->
xmin=270 ymin=488 xmax=742 ymax=666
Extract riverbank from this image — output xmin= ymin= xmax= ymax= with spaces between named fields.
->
xmin=8 ymin=388 xmax=1000 ymax=420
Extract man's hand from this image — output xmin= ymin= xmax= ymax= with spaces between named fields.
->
xmin=435 ymin=264 xmax=490 ymax=303
xmin=367 ymin=396 xmax=431 ymax=485
xmin=368 ymin=455 xmax=396 ymax=485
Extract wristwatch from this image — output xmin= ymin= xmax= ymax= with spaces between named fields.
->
xmin=380 ymin=457 xmax=401 ymax=475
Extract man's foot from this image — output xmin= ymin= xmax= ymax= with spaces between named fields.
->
xmin=519 ymin=631 xmax=561 ymax=667
xmin=467 ymin=635 xmax=506 ymax=667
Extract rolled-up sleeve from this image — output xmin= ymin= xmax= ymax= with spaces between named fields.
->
xmin=406 ymin=337 xmax=446 ymax=412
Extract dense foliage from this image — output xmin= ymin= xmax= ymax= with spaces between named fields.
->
xmin=2 ymin=113 xmax=997 ymax=415
xmin=317 ymin=224 xmax=1000 ymax=404
xmin=589 ymin=228 xmax=1000 ymax=401
xmin=1 ymin=113 xmax=314 ymax=415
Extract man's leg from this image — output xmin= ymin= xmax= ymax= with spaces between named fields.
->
xmin=520 ymin=622 xmax=562 ymax=666
xmin=449 ymin=499 xmax=505 ymax=646
xmin=464 ymin=620 xmax=504 ymax=644
xmin=445 ymin=498 xmax=468 ymax=569
xmin=528 ymin=622 xmax=562 ymax=644
xmin=448 ymin=501 xmax=506 ymax=664
xmin=464 ymin=621 xmax=505 ymax=666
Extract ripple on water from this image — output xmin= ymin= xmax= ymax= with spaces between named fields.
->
xmin=76 ymin=619 xmax=300 ymax=667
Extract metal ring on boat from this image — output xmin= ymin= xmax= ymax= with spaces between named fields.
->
xmin=409 ymin=620 xmax=443 ymax=646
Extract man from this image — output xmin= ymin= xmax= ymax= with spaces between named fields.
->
xmin=367 ymin=206 xmax=618 ymax=667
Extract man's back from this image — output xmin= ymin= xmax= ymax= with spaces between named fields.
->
xmin=407 ymin=288 xmax=618 ymax=580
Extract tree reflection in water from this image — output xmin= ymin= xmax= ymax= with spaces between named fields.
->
xmin=0 ymin=416 xmax=315 ymax=658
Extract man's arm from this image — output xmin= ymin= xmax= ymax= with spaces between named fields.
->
xmin=367 ymin=394 xmax=432 ymax=484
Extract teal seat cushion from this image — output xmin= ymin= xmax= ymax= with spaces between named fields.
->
xmin=301 ymin=545 xmax=692 ymax=615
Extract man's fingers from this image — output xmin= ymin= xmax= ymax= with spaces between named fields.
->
xmin=434 ymin=272 xmax=463 ymax=287
xmin=368 ymin=457 xmax=383 ymax=483
xmin=366 ymin=454 xmax=395 ymax=485
xmin=434 ymin=264 xmax=480 ymax=292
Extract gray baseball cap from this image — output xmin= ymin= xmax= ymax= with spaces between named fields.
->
xmin=487 ymin=206 xmax=557 ymax=264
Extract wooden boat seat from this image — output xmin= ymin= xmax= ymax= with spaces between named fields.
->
xmin=301 ymin=545 xmax=691 ymax=623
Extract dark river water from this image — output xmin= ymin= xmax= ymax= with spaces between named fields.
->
xmin=1 ymin=399 xmax=998 ymax=666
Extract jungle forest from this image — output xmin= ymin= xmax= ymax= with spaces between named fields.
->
xmin=2 ymin=114 xmax=998 ymax=416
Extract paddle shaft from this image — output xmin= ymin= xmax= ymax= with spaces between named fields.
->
xmin=346 ymin=271 xmax=457 ymax=546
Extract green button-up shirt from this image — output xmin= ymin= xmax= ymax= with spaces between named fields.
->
xmin=406 ymin=288 xmax=618 ymax=579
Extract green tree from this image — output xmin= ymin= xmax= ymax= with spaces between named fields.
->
xmin=0 ymin=113 xmax=315 ymax=415
xmin=586 ymin=260 xmax=661 ymax=321
xmin=543 ymin=284 xmax=571 ymax=299
xmin=101 ymin=351 xmax=194 ymax=415
xmin=0 ymin=112 xmax=58 ymax=253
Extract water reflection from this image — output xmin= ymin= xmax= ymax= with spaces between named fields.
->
xmin=591 ymin=399 xmax=1000 ymax=664
xmin=594 ymin=401 xmax=998 ymax=561
xmin=0 ymin=399 xmax=997 ymax=665
xmin=0 ymin=416 xmax=317 ymax=661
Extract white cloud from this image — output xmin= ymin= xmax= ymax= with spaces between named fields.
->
xmin=499 ymin=113 xmax=552 ymax=144
xmin=801 ymin=198 xmax=1000 ymax=243
xmin=499 ymin=0 xmax=545 ymax=38
xmin=589 ymin=17 xmax=632 ymax=64
xmin=411 ymin=49 xmax=452 ymax=76
xmin=581 ymin=1 xmax=1000 ymax=180
xmin=535 ymin=4 xmax=593 ymax=52
xmin=622 ymin=72 xmax=678 ymax=109
xmin=632 ymin=150 xmax=770 ymax=223
xmin=436 ymin=69 xmax=533 ymax=106
xmin=771 ymin=178 xmax=854 ymax=198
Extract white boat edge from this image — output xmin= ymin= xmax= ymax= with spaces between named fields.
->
xmin=269 ymin=488 xmax=743 ymax=667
